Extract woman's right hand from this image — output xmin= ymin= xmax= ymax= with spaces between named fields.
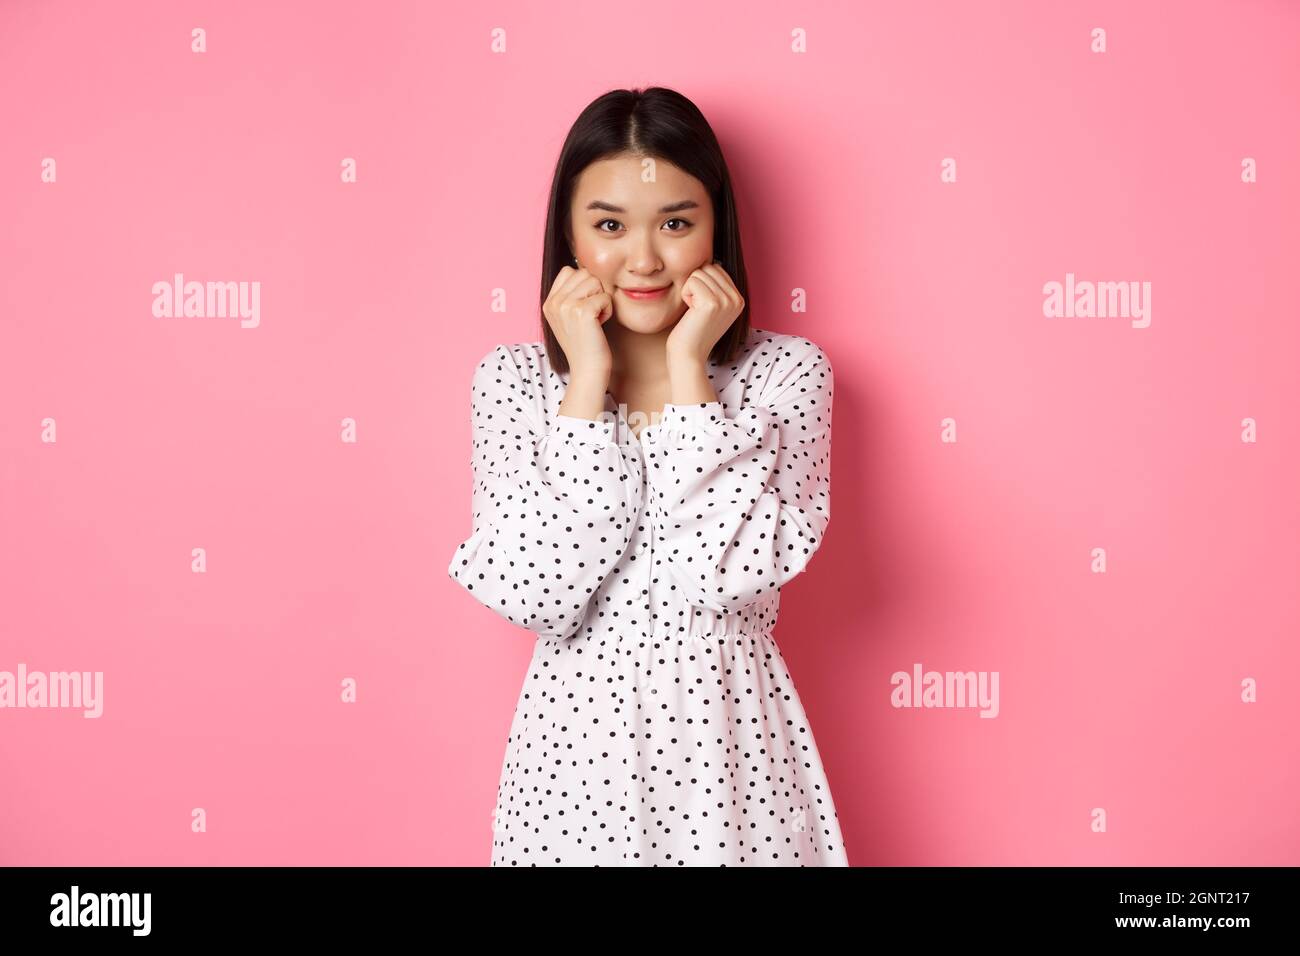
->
xmin=543 ymin=266 xmax=614 ymax=381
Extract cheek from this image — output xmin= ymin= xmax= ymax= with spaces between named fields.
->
xmin=667 ymin=236 xmax=713 ymax=272
xmin=582 ymin=247 xmax=618 ymax=271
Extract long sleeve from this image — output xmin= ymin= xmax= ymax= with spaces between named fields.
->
xmin=640 ymin=340 xmax=833 ymax=615
xmin=446 ymin=345 xmax=645 ymax=641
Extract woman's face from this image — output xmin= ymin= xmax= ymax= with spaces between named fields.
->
xmin=568 ymin=154 xmax=715 ymax=334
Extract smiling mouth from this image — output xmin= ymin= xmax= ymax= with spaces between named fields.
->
xmin=621 ymin=286 xmax=676 ymax=300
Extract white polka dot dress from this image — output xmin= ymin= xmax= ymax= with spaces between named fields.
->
xmin=447 ymin=327 xmax=849 ymax=866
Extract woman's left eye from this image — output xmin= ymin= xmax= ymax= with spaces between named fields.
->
xmin=664 ymin=218 xmax=692 ymax=231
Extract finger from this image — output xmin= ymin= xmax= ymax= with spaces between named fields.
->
xmin=557 ymin=268 xmax=601 ymax=302
xmin=547 ymin=265 xmax=576 ymax=298
xmin=679 ymin=270 xmax=706 ymax=307
xmin=700 ymin=262 xmax=735 ymax=293
xmin=552 ymin=267 xmax=601 ymax=307
xmin=699 ymin=263 xmax=742 ymax=308
xmin=568 ymin=274 xmax=609 ymax=304
xmin=685 ymin=268 xmax=725 ymax=309
xmin=546 ymin=269 xmax=589 ymax=318
xmin=585 ymin=292 xmax=613 ymax=324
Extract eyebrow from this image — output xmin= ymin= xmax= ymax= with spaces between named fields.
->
xmin=584 ymin=199 xmax=700 ymax=214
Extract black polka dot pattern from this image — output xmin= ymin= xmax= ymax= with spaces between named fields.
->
xmin=641 ymin=352 xmax=832 ymax=616
xmin=447 ymin=343 xmax=644 ymax=641
xmin=448 ymin=328 xmax=848 ymax=865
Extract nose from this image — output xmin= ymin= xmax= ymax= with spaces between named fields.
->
xmin=624 ymin=234 xmax=663 ymax=275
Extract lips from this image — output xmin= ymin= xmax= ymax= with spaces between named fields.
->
xmin=619 ymin=284 xmax=670 ymax=299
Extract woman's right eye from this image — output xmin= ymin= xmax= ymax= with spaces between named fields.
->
xmin=595 ymin=219 xmax=621 ymax=233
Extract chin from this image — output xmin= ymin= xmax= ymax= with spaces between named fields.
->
xmin=611 ymin=305 xmax=684 ymax=334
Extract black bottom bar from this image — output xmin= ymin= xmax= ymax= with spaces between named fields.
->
xmin=0 ymin=865 xmax=1288 ymax=941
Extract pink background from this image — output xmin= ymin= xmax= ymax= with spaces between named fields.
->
xmin=2 ymin=0 xmax=1297 ymax=865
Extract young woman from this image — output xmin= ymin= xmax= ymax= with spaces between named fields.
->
xmin=448 ymin=87 xmax=848 ymax=866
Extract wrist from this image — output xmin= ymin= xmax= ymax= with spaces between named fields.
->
xmin=666 ymin=350 xmax=708 ymax=375
xmin=667 ymin=355 xmax=716 ymax=405
xmin=560 ymin=368 xmax=611 ymax=421
xmin=566 ymin=366 xmax=611 ymax=392
xmin=665 ymin=340 xmax=707 ymax=361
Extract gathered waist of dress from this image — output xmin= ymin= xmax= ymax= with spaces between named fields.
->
xmin=544 ymin=614 xmax=777 ymax=647
xmin=684 ymin=614 xmax=776 ymax=642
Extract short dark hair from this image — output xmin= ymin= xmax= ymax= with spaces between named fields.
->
xmin=539 ymin=86 xmax=751 ymax=375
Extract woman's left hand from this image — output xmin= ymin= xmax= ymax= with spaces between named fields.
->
xmin=666 ymin=261 xmax=745 ymax=365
